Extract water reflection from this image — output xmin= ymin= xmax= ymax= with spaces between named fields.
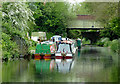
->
xmin=2 ymin=59 xmax=29 ymax=82
xmin=2 ymin=46 xmax=118 ymax=82
xmin=35 ymin=57 xmax=74 ymax=74
xmin=79 ymin=47 xmax=114 ymax=70
xmin=55 ymin=58 xmax=74 ymax=73
xmin=35 ymin=60 xmax=55 ymax=74
xmin=77 ymin=49 xmax=81 ymax=58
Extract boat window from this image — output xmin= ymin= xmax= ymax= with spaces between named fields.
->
xmin=57 ymin=44 xmax=71 ymax=53
xmin=71 ymin=44 xmax=74 ymax=52
xmin=58 ymin=37 xmax=62 ymax=40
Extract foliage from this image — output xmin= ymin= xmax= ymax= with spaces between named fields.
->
xmin=103 ymin=41 xmax=111 ymax=47
xmin=28 ymin=40 xmax=37 ymax=54
xmin=81 ymin=2 xmax=119 ymax=53
xmin=82 ymin=38 xmax=91 ymax=45
xmin=100 ymin=18 xmax=120 ymax=40
xmin=30 ymin=2 xmax=75 ymax=36
xmin=46 ymin=32 xmax=54 ymax=40
xmin=30 ymin=40 xmax=37 ymax=47
xmin=72 ymin=2 xmax=91 ymax=15
xmin=88 ymin=30 xmax=97 ymax=32
xmin=109 ymin=39 xmax=119 ymax=52
xmin=2 ymin=33 xmax=19 ymax=59
xmin=2 ymin=2 xmax=35 ymax=60
xmin=82 ymin=2 xmax=118 ymax=25
xmin=101 ymin=38 xmax=110 ymax=43
xmin=2 ymin=2 xmax=35 ymax=37
xmin=96 ymin=37 xmax=119 ymax=53
xmin=96 ymin=37 xmax=110 ymax=46
xmin=68 ymin=30 xmax=82 ymax=39
xmin=80 ymin=2 xmax=119 ymax=40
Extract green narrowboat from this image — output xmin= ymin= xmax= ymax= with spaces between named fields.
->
xmin=33 ymin=41 xmax=57 ymax=60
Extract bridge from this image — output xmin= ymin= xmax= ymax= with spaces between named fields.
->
xmin=67 ymin=15 xmax=104 ymax=44
xmin=67 ymin=28 xmax=104 ymax=30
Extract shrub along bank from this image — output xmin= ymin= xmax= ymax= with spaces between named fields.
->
xmin=2 ymin=2 xmax=35 ymax=61
xmin=96 ymin=37 xmax=119 ymax=53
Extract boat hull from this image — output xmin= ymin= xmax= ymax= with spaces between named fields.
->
xmin=32 ymin=54 xmax=55 ymax=60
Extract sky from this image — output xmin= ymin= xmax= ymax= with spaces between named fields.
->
xmin=67 ymin=0 xmax=85 ymax=4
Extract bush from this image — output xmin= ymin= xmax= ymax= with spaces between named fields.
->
xmin=30 ymin=40 xmax=37 ymax=47
xmin=100 ymin=18 xmax=120 ymax=40
xmin=68 ymin=30 xmax=82 ymax=39
xmin=97 ymin=37 xmax=119 ymax=52
xmin=104 ymin=40 xmax=111 ymax=47
xmin=96 ymin=37 xmax=110 ymax=46
xmin=101 ymin=37 xmax=110 ymax=43
xmin=82 ymin=38 xmax=91 ymax=45
xmin=2 ymin=33 xmax=19 ymax=60
xmin=109 ymin=39 xmax=118 ymax=52
xmin=96 ymin=41 xmax=104 ymax=46
xmin=28 ymin=40 xmax=37 ymax=51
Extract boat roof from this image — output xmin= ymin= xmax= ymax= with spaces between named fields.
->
xmin=41 ymin=41 xmax=54 ymax=44
xmin=52 ymin=35 xmax=61 ymax=37
xmin=61 ymin=40 xmax=73 ymax=44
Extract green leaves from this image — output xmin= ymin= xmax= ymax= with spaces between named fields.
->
xmin=2 ymin=2 xmax=35 ymax=59
xmin=110 ymin=18 xmax=120 ymax=37
xmin=68 ymin=30 xmax=82 ymax=39
xmin=31 ymin=2 xmax=74 ymax=36
xmin=2 ymin=33 xmax=19 ymax=59
xmin=2 ymin=2 xmax=35 ymax=37
xmin=81 ymin=2 xmax=118 ymax=25
xmin=83 ymin=2 xmax=120 ymax=40
xmin=100 ymin=18 xmax=120 ymax=40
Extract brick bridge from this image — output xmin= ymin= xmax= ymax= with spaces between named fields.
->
xmin=66 ymin=28 xmax=104 ymax=44
xmin=67 ymin=15 xmax=104 ymax=44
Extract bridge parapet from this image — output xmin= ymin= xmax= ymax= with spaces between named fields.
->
xmin=68 ymin=15 xmax=103 ymax=29
xmin=67 ymin=27 xmax=104 ymax=30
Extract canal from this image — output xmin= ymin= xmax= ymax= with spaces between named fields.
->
xmin=2 ymin=46 xmax=118 ymax=82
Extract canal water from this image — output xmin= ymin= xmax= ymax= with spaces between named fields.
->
xmin=2 ymin=46 xmax=118 ymax=82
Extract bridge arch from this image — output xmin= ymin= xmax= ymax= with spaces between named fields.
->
xmin=66 ymin=28 xmax=103 ymax=44
xmin=67 ymin=15 xmax=104 ymax=44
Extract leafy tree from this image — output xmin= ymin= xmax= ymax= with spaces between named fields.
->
xmin=2 ymin=2 xmax=35 ymax=59
xmin=2 ymin=2 xmax=35 ymax=38
xmin=100 ymin=18 xmax=120 ymax=40
xmin=79 ymin=2 xmax=119 ymax=40
xmin=81 ymin=2 xmax=118 ymax=25
xmin=2 ymin=33 xmax=19 ymax=59
xmin=68 ymin=30 xmax=82 ymax=39
xmin=30 ymin=2 xmax=75 ymax=36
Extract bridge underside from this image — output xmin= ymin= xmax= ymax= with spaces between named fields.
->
xmin=66 ymin=28 xmax=102 ymax=44
xmin=81 ymin=32 xmax=100 ymax=44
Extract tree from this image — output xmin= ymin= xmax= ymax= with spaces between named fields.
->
xmin=81 ymin=2 xmax=118 ymax=25
xmin=79 ymin=2 xmax=119 ymax=40
xmin=30 ymin=2 xmax=75 ymax=36
xmin=2 ymin=2 xmax=35 ymax=59
xmin=100 ymin=18 xmax=120 ymax=40
xmin=2 ymin=2 xmax=35 ymax=38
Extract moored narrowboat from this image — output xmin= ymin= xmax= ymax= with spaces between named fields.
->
xmin=33 ymin=41 xmax=57 ymax=60
xmin=55 ymin=40 xmax=77 ymax=59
